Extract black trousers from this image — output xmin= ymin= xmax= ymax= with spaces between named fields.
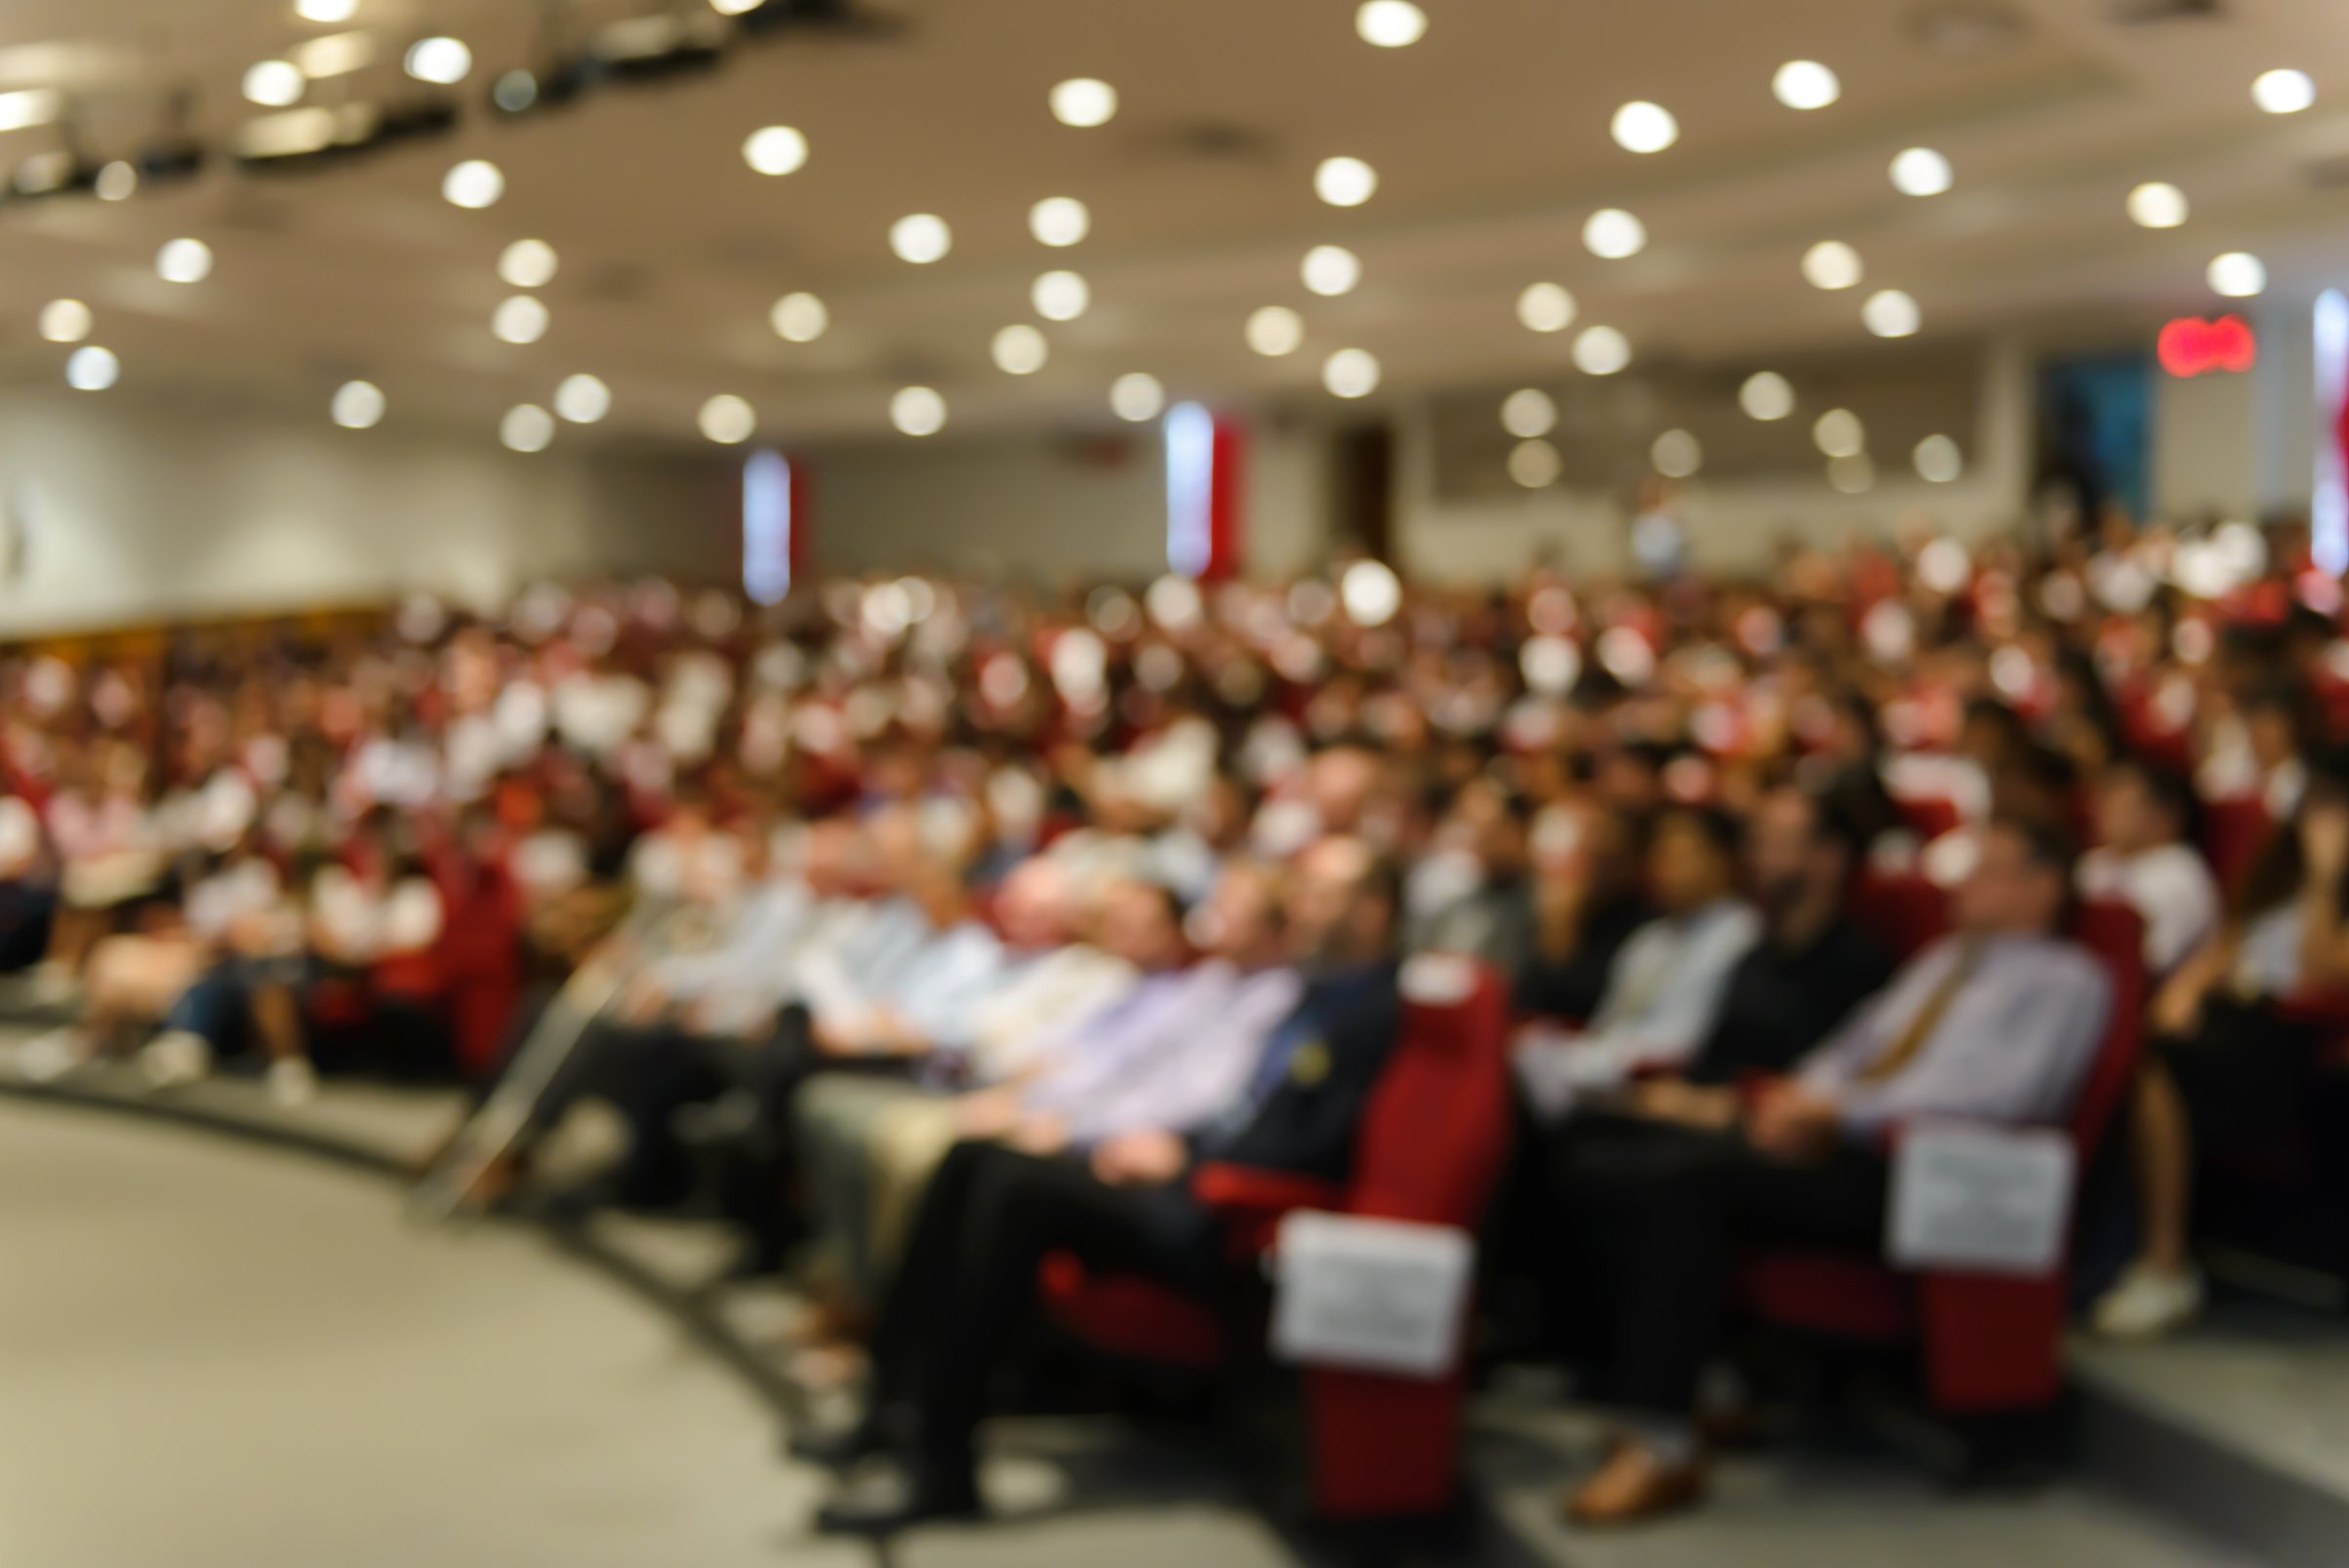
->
xmin=1556 ymin=1119 xmax=1888 ymax=1417
xmin=869 ymin=1140 xmax=1222 ymax=1475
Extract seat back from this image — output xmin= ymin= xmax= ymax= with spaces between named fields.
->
xmin=2200 ymin=795 xmax=2272 ymax=899
xmin=1342 ymin=955 xmax=1514 ymax=1227
xmin=2057 ymin=897 xmax=2147 ymax=1158
xmin=1848 ymin=873 xmax=1953 ymax=964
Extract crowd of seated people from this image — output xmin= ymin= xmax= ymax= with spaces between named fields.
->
xmin=3 ymin=511 xmax=2348 ymax=1530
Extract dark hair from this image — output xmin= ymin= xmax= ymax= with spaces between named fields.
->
xmin=1797 ymin=785 xmax=1868 ymax=866
xmin=1356 ymin=852 xmax=1405 ymax=936
xmin=2109 ymin=755 xmax=2202 ymax=846
xmin=1656 ymin=802 xmax=1742 ymax=862
xmin=1989 ymin=811 xmax=2079 ymax=887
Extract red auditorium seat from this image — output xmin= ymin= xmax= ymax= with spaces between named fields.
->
xmin=1893 ymin=795 xmax=1964 ymax=846
xmin=1737 ymin=881 xmax=2146 ymax=1419
xmin=429 ymin=855 xmax=526 ymax=1081
xmin=1037 ymin=957 xmax=1514 ymax=1520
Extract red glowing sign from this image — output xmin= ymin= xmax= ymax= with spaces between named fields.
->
xmin=2159 ymin=313 xmax=2257 ymax=378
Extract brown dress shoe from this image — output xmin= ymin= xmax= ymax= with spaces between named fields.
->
xmin=1561 ymin=1442 xmax=1707 ymax=1527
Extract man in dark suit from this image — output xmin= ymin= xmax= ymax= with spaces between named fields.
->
xmin=804 ymin=836 xmax=1405 ymax=1532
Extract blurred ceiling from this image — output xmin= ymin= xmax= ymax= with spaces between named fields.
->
xmin=0 ymin=0 xmax=2343 ymax=448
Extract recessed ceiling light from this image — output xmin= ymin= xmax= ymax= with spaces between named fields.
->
xmin=1740 ymin=371 xmax=1795 ymax=421
xmin=710 ymin=0 xmax=761 ymax=14
xmin=1583 ymin=208 xmax=1646 ymax=260
xmin=1652 ymin=428 xmax=1702 ymax=477
xmin=992 ymin=323 xmax=1049 ymax=375
xmin=743 ymin=125 xmax=807 ymax=176
xmin=1572 ymin=325 xmax=1630 ymax=375
xmin=771 ymin=292 xmax=828 ymax=342
xmin=443 ymin=159 xmax=504 ymax=209
xmin=297 ymin=0 xmax=358 ymax=20
xmin=242 ymin=60 xmax=305 ymax=107
xmin=699 ymin=394 xmax=756 ymax=445
xmin=499 ymin=238 xmax=557 ymax=289
xmin=1862 ymin=288 xmax=1922 ymax=338
xmin=1033 ymin=269 xmax=1090 ymax=321
xmin=95 ymin=160 xmax=136 ymax=201
xmin=1813 ymin=407 xmax=1865 ymax=457
xmin=2253 ymin=68 xmax=2315 ymax=115
xmin=1049 ymin=78 xmax=1117 ymax=127
xmin=1772 ymin=60 xmax=1840 ymax=109
xmin=38 ymin=299 xmax=90 ymax=343
xmin=1518 ymin=282 xmax=1577 ymax=333
xmin=1501 ymin=388 xmax=1558 ymax=439
xmin=1302 ymin=244 xmax=1361 ymax=296
xmin=0 ymin=90 xmax=60 ymax=136
xmin=554 ymin=373 xmax=610 ymax=423
xmin=501 ymin=403 xmax=554 ymax=453
xmin=65 ymin=345 xmax=117 ymax=391
xmin=2126 ymin=181 xmax=2187 ymax=228
xmin=1889 ymin=146 xmax=1952 ymax=196
xmin=1915 ymin=433 xmax=1964 ymax=483
xmin=1111 ymin=373 xmax=1165 ymax=422
xmin=1610 ymin=101 xmax=1678 ymax=154
xmin=891 ymin=385 xmax=947 ymax=436
xmin=1510 ymin=439 xmax=1562 ymax=489
xmin=292 ymin=29 xmax=375 ymax=77
xmin=157 ymin=237 xmax=213 ymax=283
xmin=332 ymin=380 xmax=385 ymax=429
xmin=492 ymin=296 xmax=549 ymax=344
xmin=1802 ymin=239 xmax=1863 ymax=290
xmin=1030 ymin=196 xmax=1090 ymax=247
xmin=1315 ymin=156 xmax=1378 ymax=207
xmin=405 ymin=36 xmax=471 ymax=85
xmin=890 ymin=213 xmax=951 ymax=263
xmin=1356 ymin=1 xmax=1428 ymax=48
xmin=2207 ymin=251 xmax=2266 ymax=298
xmin=1245 ymin=304 xmax=1305 ymax=356
xmin=1322 ymin=347 xmax=1381 ymax=399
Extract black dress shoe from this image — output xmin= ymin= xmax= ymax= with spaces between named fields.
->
xmin=786 ymin=1410 xmax=905 ymax=1470
xmin=812 ymin=1463 xmax=982 ymax=1535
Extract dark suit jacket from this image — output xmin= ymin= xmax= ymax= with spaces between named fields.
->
xmin=1197 ymin=961 xmax=1403 ymax=1185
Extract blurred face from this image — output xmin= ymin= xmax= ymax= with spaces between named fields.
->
xmin=1747 ymin=790 xmax=1825 ymax=908
xmin=1308 ymin=749 xmax=1378 ymax=833
xmin=1098 ymin=881 xmax=1184 ymax=970
xmin=1286 ymin=836 xmax=1376 ymax=966
xmin=2248 ymin=705 xmax=2297 ymax=770
xmin=2094 ymin=770 xmax=2163 ymax=854
xmin=1953 ymin=824 xmax=2061 ymax=935
xmin=992 ymin=860 xmax=1073 ymax=950
xmin=1193 ymin=864 xmax=1282 ymax=964
xmin=1649 ymin=816 xmax=1732 ymax=914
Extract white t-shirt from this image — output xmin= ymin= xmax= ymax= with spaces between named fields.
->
xmin=312 ymin=868 xmax=446 ymax=960
xmin=2078 ymin=842 xmax=2221 ymax=976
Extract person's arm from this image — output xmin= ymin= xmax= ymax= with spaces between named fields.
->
xmin=2296 ymin=800 xmax=2349 ymax=989
xmin=2148 ymin=929 xmax=2234 ymax=1038
xmin=1560 ymin=908 xmax=1761 ymax=1088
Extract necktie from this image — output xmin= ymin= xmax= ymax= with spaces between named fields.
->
xmin=1855 ymin=938 xmax=1982 ymax=1086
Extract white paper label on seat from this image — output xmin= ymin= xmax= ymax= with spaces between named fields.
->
xmin=1887 ymin=1123 xmax=2075 ymax=1276
xmin=1269 ymin=1211 xmax=1475 ymax=1380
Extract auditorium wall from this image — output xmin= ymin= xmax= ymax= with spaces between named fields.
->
xmin=0 ymin=390 xmax=738 ymax=636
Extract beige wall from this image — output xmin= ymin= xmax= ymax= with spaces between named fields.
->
xmin=0 ymin=390 xmax=736 ymax=635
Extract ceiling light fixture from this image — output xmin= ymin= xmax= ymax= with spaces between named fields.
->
xmin=157 ymin=237 xmax=213 ymax=283
xmin=1501 ymin=388 xmax=1558 ymax=439
xmin=2126 ymin=181 xmax=2188 ymax=228
xmin=1583 ymin=208 xmax=1646 ymax=260
xmin=1572 ymin=325 xmax=1630 ymax=375
xmin=1315 ymin=156 xmax=1378 ymax=206
xmin=1813 ymin=407 xmax=1865 ymax=457
xmin=1862 ymin=288 xmax=1922 ymax=337
xmin=1030 ymin=196 xmax=1090 ymax=246
xmin=743 ymin=125 xmax=807 ymax=175
xmin=1302 ymin=244 xmax=1361 ymax=296
xmin=772 ymin=292 xmax=828 ymax=342
xmin=1610 ymin=101 xmax=1678 ymax=153
xmin=499 ymin=238 xmax=558 ymax=288
xmin=405 ymin=36 xmax=472 ymax=85
xmin=1740 ymin=371 xmax=1796 ymax=421
xmin=891 ymin=385 xmax=947 ymax=436
xmin=38 ymin=299 xmax=91 ymax=343
xmin=1802 ymin=239 xmax=1863 ymax=290
xmin=296 ymin=0 xmax=358 ymax=21
xmin=1245 ymin=304 xmax=1305 ymax=356
xmin=554 ymin=373 xmax=610 ymax=423
xmin=1112 ymin=373 xmax=1165 ymax=422
xmin=332 ymin=380 xmax=385 ymax=429
xmin=243 ymin=60 xmax=306 ymax=107
xmin=2207 ymin=252 xmax=2266 ymax=298
xmin=1518 ymin=282 xmax=1576 ymax=333
xmin=502 ymin=403 xmax=554 ymax=453
xmin=65 ymin=345 xmax=118 ymax=391
xmin=992 ymin=323 xmax=1049 ymax=375
xmin=492 ymin=295 xmax=550 ymax=343
xmin=890 ymin=213 xmax=951 ymax=263
xmin=95 ymin=160 xmax=137 ymax=200
xmin=1915 ymin=433 xmax=1964 ymax=483
xmin=1050 ymin=78 xmax=1117 ymax=127
xmin=1322 ymin=347 xmax=1381 ymax=398
xmin=1510 ymin=439 xmax=1562 ymax=489
xmin=1771 ymin=60 xmax=1840 ymax=109
xmin=1652 ymin=428 xmax=1701 ymax=477
xmin=443 ymin=159 xmax=504 ymax=208
xmin=1357 ymin=1 xmax=1428 ymax=48
xmin=1033 ymin=269 xmax=1090 ymax=320
xmin=1890 ymin=146 xmax=1952 ymax=196
xmin=699 ymin=394 xmax=756 ymax=444
xmin=2252 ymin=68 xmax=2315 ymax=114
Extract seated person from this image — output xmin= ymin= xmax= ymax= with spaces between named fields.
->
xmin=1512 ymin=799 xmax=1653 ymax=1023
xmin=2093 ymin=775 xmax=2349 ymax=1337
xmin=1407 ymin=776 xmax=1536 ymax=974
xmin=799 ymin=837 xmax=1403 ymax=1533
xmin=1514 ymin=804 xmax=1761 ymax=1121
xmin=1559 ymin=816 xmax=2110 ymax=1525
xmin=2076 ymin=756 xmax=2220 ymax=978
xmin=0 ymin=791 xmax=56 ymax=974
